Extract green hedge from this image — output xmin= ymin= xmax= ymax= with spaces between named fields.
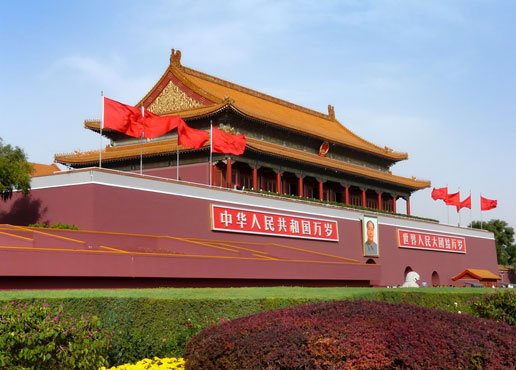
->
xmin=8 ymin=290 xmax=491 ymax=366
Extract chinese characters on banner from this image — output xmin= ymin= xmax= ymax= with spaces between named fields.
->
xmin=397 ymin=229 xmax=467 ymax=254
xmin=211 ymin=205 xmax=339 ymax=242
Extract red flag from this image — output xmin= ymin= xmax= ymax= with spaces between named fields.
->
xmin=445 ymin=191 xmax=460 ymax=206
xmin=456 ymin=195 xmax=471 ymax=212
xmin=140 ymin=110 xmax=183 ymax=139
xmin=178 ymin=121 xmax=209 ymax=149
xmin=103 ymin=97 xmax=183 ymax=139
xmin=212 ymin=127 xmax=246 ymax=155
xmin=103 ymin=97 xmax=144 ymax=138
xmin=480 ymin=196 xmax=497 ymax=211
xmin=431 ymin=187 xmax=448 ymax=201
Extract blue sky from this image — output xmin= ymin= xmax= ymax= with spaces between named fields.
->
xmin=1 ymin=0 xmax=514 ymax=228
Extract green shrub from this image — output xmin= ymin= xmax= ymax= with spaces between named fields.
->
xmin=60 ymin=297 xmax=308 ymax=365
xmin=185 ymin=300 xmax=516 ymax=369
xmin=470 ymin=291 xmax=516 ymax=325
xmin=0 ymin=301 xmax=110 ymax=369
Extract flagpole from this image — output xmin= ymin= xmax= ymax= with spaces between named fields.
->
xmin=209 ymin=120 xmax=213 ymax=186
xmin=457 ymin=186 xmax=461 ymax=227
xmin=468 ymin=190 xmax=472 ymax=228
xmin=140 ymin=105 xmax=144 ymax=175
xmin=176 ymin=142 xmax=179 ymax=181
xmin=480 ymin=192 xmax=483 ymax=230
xmin=446 ymin=183 xmax=449 ymax=225
xmin=99 ymin=91 xmax=104 ymax=168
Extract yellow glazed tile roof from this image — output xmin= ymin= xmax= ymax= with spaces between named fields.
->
xmin=55 ymin=137 xmax=429 ymax=190
xmin=135 ymin=50 xmax=408 ymax=161
xmin=31 ymin=163 xmax=60 ymax=177
xmin=452 ymin=268 xmax=501 ymax=281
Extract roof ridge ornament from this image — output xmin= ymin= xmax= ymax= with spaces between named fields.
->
xmin=170 ymin=49 xmax=182 ymax=66
xmin=328 ymin=104 xmax=335 ymax=120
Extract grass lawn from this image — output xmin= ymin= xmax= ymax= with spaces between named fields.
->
xmin=0 ymin=286 xmax=494 ymax=300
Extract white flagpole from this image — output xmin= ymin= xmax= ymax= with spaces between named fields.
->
xmin=209 ymin=120 xmax=213 ymax=186
xmin=176 ymin=141 xmax=179 ymax=181
xmin=140 ymin=105 xmax=144 ymax=175
xmin=99 ymin=91 xmax=104 ymax=168
xmin=457 ymin=186 xmax=461 ymax=227
xmin=480 ymin=192 xmax=483 ymax=230
xmin=446 ymin=183 xmax=449 ymax=225
xmin=468 ymin=190 xmax=472 ymax=228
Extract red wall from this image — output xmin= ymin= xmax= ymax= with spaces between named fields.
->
xmin=139 ymin=163 xmax=210 ymax=185
xmin=0 ymin=181 xmax=498 ymax=287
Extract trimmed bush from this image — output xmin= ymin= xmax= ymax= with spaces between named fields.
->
xmin=184 ymin=300 xmax=516 ymax=369
xmin=0 ymin=301 xmax=110 ymax=369
xmin=470 ymin=291 xmax=516 ymax=325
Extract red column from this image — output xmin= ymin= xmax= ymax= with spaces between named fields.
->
xmin=252 ymin=167 xmax=258 ymax=190
xmin=377 ymin=192 xmax=382 ymax=211
xmin=406 ymin=196 xmax=411 ymax=216
xmin=226 ymin=158 xmax=232 ymax=188
xmin=361 ymin=188 xmax=367 ymax=208
xmin=211 ymin=163 xmax=217 ymax=186
xmin=344 ymin=185 xmax=349 ymax=205
xmin=392 ymin=194 xmax=397 ymax=213
xmin=318 ymin=181 xmax=324 ymax=201
xmin=297 ymin=176 xmax=304 ymax=197
xmin=276 ymin=171 xmax=282 ymax=193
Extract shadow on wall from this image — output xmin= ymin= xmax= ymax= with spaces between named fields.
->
xmin=0 ymin=195 xmax=47 ymax=225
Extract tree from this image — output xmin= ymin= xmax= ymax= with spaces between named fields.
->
xmin=0 ymin=138 xmax=33 ymax=201
xmin=469 ymin=219 xmax=516 ymax=267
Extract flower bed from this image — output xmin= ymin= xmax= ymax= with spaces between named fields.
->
xmin=101 ymin=357 xmax=184 ymax=370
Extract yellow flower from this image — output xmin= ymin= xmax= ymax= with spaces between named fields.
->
xmin=101 ymin=357 xmax=185 ymax=370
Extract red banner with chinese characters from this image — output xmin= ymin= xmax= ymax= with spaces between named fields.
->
xmin=211 ymin=205 xmax=339 ymax=242
xmin=397 ymin=229 xmax=466 ymax=254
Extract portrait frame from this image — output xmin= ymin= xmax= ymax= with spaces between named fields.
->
xmin=362 ymin=216 xmax=380 ymax=257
